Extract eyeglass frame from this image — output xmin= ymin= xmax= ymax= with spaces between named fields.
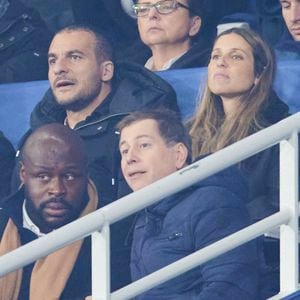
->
xmin=132 ymin=0 xmax=194 ymax=17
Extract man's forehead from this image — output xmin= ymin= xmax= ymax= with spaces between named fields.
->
xmin=25 ymin=140 xmax=82 ymax=162
xmin=120 ymin=134 xmax=154 ymax=147
xmin=119 ymin=119 xmax=162 ymax=145
xmin=122 ymin=119 xmax=159 ymax=135
xmin=49 ymin=30 xmax=96 ymax=51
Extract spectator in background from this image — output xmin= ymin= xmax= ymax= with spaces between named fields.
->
xmin=0 ymin=0 xmax=52 ymax=83
xmin=0 ymin=123 xmax=97 ymax=299
xmin=188 ymin=27 xmax=290 ymax=298
xmin=132 ymin=0 xmax=210 ymax=70
xmin=70 ymin=0 xmax=255 ymax=67
xmin=276 ymin=0 xmax=300 ymax=59
xmin=256 ymin=0 xmax=285 ymax=47
xmin=0 ymin=131 xmax=15 ymax=199
xmin=12 ymin=24 xmax=178 ymax=290
xmin=118 ymin=110 xmax=260 ymax=299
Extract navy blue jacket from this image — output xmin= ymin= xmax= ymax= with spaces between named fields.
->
xmin=131 ymin=166 xmax=260 ymax=299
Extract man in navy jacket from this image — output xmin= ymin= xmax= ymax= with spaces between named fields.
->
xmin=117 ymin=110 xmax=260 ymax=299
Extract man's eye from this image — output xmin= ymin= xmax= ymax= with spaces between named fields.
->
xmin=64 ymin=173 xmax=75 ymax=181
xmin=121 ymin=149 xmax=128 ymax=155
xmin=140 ymin=143 xmax=150 ymax=149
xmin=71 ymin=55 xmax=81 ymax=61
xmin=48 ymin=58 xmax=56 ymax=65
xmin=37 ymin=174 xmax=50 ymax=181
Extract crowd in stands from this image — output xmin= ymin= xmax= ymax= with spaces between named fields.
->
xmin=0 ymin=0 xmax=300 ymax=299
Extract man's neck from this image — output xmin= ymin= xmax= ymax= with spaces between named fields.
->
xmin=66 ymin=85 xmax=111 ymax=129
xmin=150 ymin=41 xmax=191 ymax=71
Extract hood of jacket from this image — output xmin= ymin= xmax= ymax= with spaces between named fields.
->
xmin=30 ymin=61 xmax=179 ymax=130
xmin=148 ymin=162 xmax=248 ymax=217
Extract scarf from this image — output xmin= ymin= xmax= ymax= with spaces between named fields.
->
xmin=0 ymin=179 xmax=98 ymax=300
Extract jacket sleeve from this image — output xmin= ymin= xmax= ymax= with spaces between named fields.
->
xmin=0 ymin=132 xmax=15 ymax=199
xmin=192 ymin=188 xmax=260 ymax=300
xmin=245 ymin=145 xmax=280 ymax=222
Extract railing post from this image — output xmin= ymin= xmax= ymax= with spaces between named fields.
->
xmin=279 ymin=132 xmax=299 ymax=295
xmin=91 ymin=223 xmax=110 ymax=300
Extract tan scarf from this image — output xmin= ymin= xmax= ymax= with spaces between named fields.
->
xmin=0 ymin=179 xmax=98 ymax=300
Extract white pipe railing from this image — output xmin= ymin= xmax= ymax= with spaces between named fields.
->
xmin=0 ymin=112 xmax=300 ymax=299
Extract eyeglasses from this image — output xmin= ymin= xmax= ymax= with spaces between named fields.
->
xmin=133 ymin=0 xmax=191 ymax=17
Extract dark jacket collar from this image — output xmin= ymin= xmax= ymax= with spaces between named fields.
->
xmin=147 ymin=163 xmax=248 ymax=217
xmin=261 ymin=89 xmax=290 ymax=124
xmin=30 ymin=62 xmax=178 ymax=130
xmin=276 ymin=29 xmax=300 ymax=53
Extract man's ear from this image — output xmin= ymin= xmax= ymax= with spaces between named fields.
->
xmin=174 ymin=143 xmax=188 ymax=169
xmin=189 ymin=16 xmax=201 ymax=37
xmin=100 ymin=60 xmax=114 ymax=82
xmin=19 ymin=162 xmax=26 ymax=184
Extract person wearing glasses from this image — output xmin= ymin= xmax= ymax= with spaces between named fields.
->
xmin=132 ymin=0 xmax=211 ymax=70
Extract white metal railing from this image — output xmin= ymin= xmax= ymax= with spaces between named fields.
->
xmin=0 ymin=112 xmax=300 ymax=300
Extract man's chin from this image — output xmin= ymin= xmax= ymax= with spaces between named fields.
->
xmin=54 ymin=95 xmax=94 ymax=112
xmin=44 ymin=215 xmax=75 ymax=231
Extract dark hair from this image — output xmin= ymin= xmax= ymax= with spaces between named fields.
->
xmin=117 ymin=110 xmax=192 ymax=163
xmin=55 ymin=23 xmax=115 ymax=63
xmin=187 ymin=0 xmax=203 ymax=17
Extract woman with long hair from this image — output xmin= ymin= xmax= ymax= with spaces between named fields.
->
xmin=189 ymin=27 xmax=289 ymax=221
xmin=189 ymin=27 xmax=290 ymax=297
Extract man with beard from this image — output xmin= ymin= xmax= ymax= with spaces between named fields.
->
xmin=0 ymin=123 xmax=98 ymax=300
xmin=12 ymin=24 xmax=178 ymax=290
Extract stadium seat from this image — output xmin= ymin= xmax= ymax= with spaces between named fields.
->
xmin=1 ymin=61 xmax=300 ymax=148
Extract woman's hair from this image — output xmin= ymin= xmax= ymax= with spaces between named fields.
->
xmin=189 ymin=27 xmax=275 ymax=158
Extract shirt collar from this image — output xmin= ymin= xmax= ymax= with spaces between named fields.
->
xmin=22 ymin=200 xmax=46 ymax=237
xmin=144 ymin=51 xmax=187 ymax=71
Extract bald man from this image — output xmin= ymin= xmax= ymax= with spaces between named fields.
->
xmin=0 ymin=123 xmax=98 ymax=300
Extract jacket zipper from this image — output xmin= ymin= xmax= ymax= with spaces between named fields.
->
xmin=73 ymin=112 xmax=129 ymax=131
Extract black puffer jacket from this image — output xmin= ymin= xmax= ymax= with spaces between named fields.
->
xmin=14 ymin=61 xmax=179 ymax=290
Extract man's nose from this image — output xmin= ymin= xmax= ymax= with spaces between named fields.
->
xmin=291 ymin=4 xmax=300 ymax=23
xmin=52 ymin=58 xmax=68 ymax=75
xmin=126 ymin=147 xmax=139 ymax=164
xmin=48 ymin=177 xmax=66 ymax=197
